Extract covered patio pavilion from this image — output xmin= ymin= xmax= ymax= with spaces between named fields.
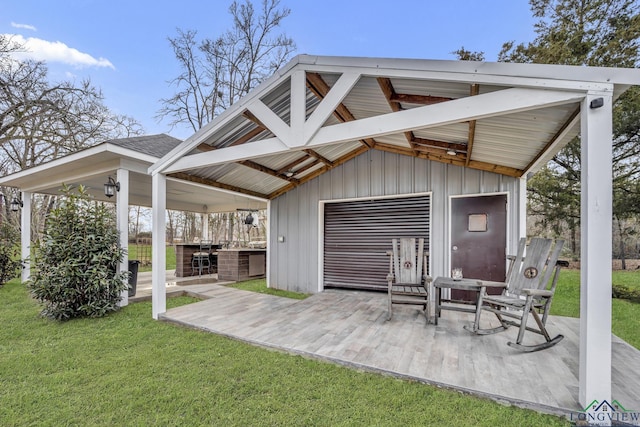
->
xmin=148 ymin=55 xmax=640 ymax=412
xmin=0 ymin=133 xmax=267 ymax=306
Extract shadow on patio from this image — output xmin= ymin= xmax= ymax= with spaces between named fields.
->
xmin=160 ymin=285 xmax=640 ymax=420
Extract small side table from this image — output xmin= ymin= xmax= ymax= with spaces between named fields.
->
xmin=433 ymin=277 xmax=483 ymax=325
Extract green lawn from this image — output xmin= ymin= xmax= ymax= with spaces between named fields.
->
xmin=551 ymin=269 xmax=640 ymax=349
xmin=0 ymin=279 xmax=568 ymax=427
xmin=127 ymin=245 xmax=176 ymax=272
xmin=228 ymin=278 xmax=308 ymax=299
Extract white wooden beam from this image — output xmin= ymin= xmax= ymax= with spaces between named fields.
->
xmin=166 ymin=87 xmax=584 ymax=172
xmin=117 ymin=168 xmax=129 ymax=307
xmin=289 ymin=70 xmax=306 ymax=147
xmin=302 ymin=72 xmax=360 ymax=144
xmin=151 ymin=173 xmax=167 ymax=319
xmin=308 ymin=87 xmax=583 ymax=147
xmin=20 ymin=191 xmax=31 ymax=283
xmin=247 ymin=101 xmax=292 ymax=146
xmin=579 ymin=93 xmax=613 ymax=409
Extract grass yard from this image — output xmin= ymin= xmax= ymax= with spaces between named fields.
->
xmin=228 ymin=278 xmax=308 ymax=300
xmin=128 ymin=245 xmax=176 ymax=272
xmin=0 ymin=279 xmax=568 ymax=427
xmin=551 ymin=269 xmax=640 ymax=349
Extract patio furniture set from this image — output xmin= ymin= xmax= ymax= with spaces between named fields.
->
xmin=387 ymin=237 xmax=565 ymax=352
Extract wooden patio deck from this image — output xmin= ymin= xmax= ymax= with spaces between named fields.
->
xmin=160 ymin=285 xmax=640 ymax=420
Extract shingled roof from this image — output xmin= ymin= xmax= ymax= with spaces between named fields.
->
xmin=106 ymin=133 xmax=182 ymax=158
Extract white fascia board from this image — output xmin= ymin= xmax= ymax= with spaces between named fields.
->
xmin=0 ymin=144 xmax=107 ymax=185
xmin=296 ymin=54 xmax=640 ymax=88
xmin=0 ymin=143 xmax=157 ymax=188
xmin=165 ymin=87 xmax=584 ymax=170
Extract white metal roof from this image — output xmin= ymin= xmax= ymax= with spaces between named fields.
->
xmin=151 ymin=55 xmax=640 ymax=200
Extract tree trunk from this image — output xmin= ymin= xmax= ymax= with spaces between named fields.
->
xmin=617 ymin=217 xmax=627 ymax=270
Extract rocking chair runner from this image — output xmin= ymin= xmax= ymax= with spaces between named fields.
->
xmin=464 ymin=237 xmax=565 ymax=352
xmin=387 ymin=238 xmax=431 ymax=322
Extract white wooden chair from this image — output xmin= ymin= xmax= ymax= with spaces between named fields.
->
xmin=464 ymin=237 xmax=565 ymax=352
xmin=387 ymin=238 xmax=431 ymax=322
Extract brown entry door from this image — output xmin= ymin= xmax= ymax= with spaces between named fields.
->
xmin=451 ymin=195 xmax=507 ymax=301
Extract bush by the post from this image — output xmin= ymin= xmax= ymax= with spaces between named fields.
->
xmin=0 ymin=222 xmax=20 ymax=286
xmin=28 ymin=185 xmax=129 ymax=320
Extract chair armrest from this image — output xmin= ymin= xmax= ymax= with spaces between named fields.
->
xmin=476 ymin=280 xmax=508 ymax=289
xmin=522 ymin=288 xmax=553 ymax=297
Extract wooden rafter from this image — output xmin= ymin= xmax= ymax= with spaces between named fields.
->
xmin=268 ymin=145 xmax=370 ymax=199
xmin=373 ymin=142 xmax=523 ymax=178
xmin=377 ymin=77 xmax=417 ymax=152
xmin=377 ymin=77 xmax=464 ymax=160
xmin=389 ymin=93 xmax=453 ymax=105
xmin=240 ymin=160 xmax=299 ymax=184
xmin=168 ymin=172 xmax=269 ymax=199
xmin=276 ymin=155 xmax=312 ymax=175
xmin=304 ymin=148 xmax=334 ymax=167
xmin=465 ymin=84 xmax=480 ymax=166
xmin=306 ymin=72 xmax=375 ymax=148
xmin=412 ymin=137 xmax=468 ymax=152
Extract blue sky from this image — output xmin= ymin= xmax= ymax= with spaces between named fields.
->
xmin=2 ymin=0 xmax=538 ymax=140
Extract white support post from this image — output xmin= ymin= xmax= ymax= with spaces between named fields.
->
xmin=265 ymin=200 xmax=271 ymax=288
xmin=20 ymin=191 xmax=31 ymax=283
xmin=151 ymin=173 xmax=167 ymax=319
xmin=202 ymin=212 xmax=209 ymax=240
xmin=116 ymin=168 xmax=129 ymax=307
xmin=518 ymin=177 xmax=527 ymax=240
xmin=579 ymin=93 xmax=613 ymax=408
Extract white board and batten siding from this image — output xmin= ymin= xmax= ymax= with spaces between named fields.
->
xmin=268 ymin=150 xmax=521 ymax=294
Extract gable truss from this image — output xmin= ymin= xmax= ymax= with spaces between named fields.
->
xmin=168 ymin=70 xmax=585 ymax=200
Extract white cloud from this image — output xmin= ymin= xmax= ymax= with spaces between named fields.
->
xmin=11 ymin=22 xmax=37 ymax=31
xmin=5 ymin=34 xmax=115 ymax=69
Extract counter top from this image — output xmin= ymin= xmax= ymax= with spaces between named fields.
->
xmin=218 ymin=248 xmax=266 ymax=252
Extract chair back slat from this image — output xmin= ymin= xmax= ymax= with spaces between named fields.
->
xmin=391 ymin=238 xmax=424 ymax=284
xmin=508 ymin=238 xmax=564 ymax=296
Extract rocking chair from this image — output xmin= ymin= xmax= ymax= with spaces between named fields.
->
xmin=464 ymin=237 xmax=565 ymax=352
xmin=387 ymin=238 xmax=431 ymax=322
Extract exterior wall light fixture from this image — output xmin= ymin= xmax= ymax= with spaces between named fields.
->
xmin=104 ymin=176 xmax=120 ymax=198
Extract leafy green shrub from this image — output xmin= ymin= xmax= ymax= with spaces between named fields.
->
xmin=28 ymin=185 xmax=128 ymax=320
xmin=613 ymin=284 xmax=640 ymax=304
xmin=0 ymin=222 xmax=20 ymax=286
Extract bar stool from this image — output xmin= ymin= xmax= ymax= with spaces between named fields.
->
xmin=191 ymin=240 xmax=212 ymax=275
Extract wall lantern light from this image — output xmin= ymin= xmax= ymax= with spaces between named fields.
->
xmin=244 ymin=212 xmax=255 ymax=225
xmin=10 ymin=197 xmax=23 ymax=212
xmin=104 ymin=176 xmax=120 ymax=198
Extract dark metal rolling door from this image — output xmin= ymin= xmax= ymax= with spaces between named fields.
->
xmin=323 ymin=195 xmax=430 ymax=291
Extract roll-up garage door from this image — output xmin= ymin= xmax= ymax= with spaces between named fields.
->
xmin=323 ymin=195 xmax=430 ymax=291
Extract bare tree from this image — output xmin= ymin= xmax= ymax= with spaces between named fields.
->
xmin=0 ymin=34 xmax=143 ymax=236
xmin=157 ymin=0 xmax=296 ymax=133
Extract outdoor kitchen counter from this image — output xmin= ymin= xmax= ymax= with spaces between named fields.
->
xmin=174 ymin=243 xmax=218 ymax=277
xmin=217 ymin=248 xmax=266 ymax=282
